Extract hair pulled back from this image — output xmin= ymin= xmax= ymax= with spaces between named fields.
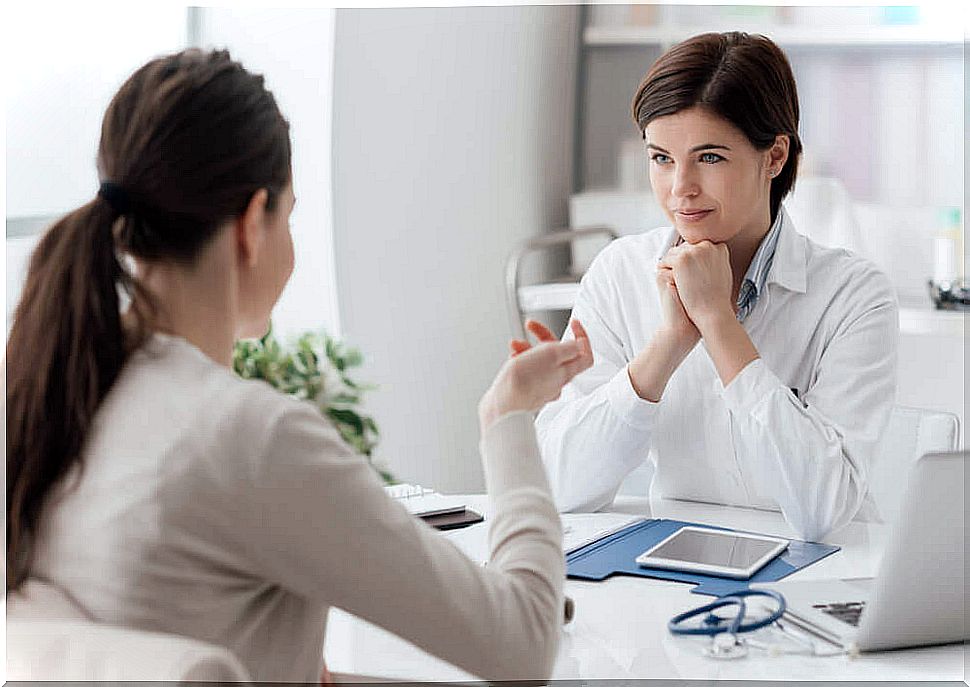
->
xmin=6 ymin=48 xmax=291 ymax=591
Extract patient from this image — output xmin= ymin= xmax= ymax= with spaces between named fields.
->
xmin=5 ymin=48 xmax=592 ymax=682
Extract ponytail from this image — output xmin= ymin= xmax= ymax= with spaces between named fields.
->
xmin=6 ymin=198 xmax=146 ymax=591
xmin=6 ymin=47 xmax=291 ymax=593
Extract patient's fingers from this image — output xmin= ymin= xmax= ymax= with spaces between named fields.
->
xmin=525 ymin=319 xmax=557 ymax=343
xmin=547 ymin=339 xmax=584 ymax=364
xmin=560 ymin=339 xmax=594 ymax=381
xmin=559 ymin=362 xmax=589 ymax=390
xmin=569 ymin=319 xmax=591 ymax=354
xmin=509 ymin=339 xmax=530 ymax=357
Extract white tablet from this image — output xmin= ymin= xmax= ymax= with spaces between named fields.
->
xmin=635 ymin=526 xmax=789 ymax=579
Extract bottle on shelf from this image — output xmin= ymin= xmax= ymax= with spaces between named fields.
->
xmin=928 ymin=206 xmax=967 ymax=311
xmin=932 ymin=206 xmax=963 ymax=285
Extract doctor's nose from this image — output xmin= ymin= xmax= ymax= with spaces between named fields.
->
xmin=671 ymin=168 xmax=700 ymax=199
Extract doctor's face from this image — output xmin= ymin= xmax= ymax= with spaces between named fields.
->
xmin=645 ymin=106 xmax=777 ymax=245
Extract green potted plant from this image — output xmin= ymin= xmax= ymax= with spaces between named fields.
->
xmin=232 ymin=328 xmax=394 ymax=484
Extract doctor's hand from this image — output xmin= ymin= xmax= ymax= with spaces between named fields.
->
xmin=658 ymin=240 xmax=735 ymax=333
xmin=479 ymin=319 xmax=593 ymax=432
xmin=656 ymin=262 xmax=700 ymax=349
xmin=625 ymin=262 xmax=701 ymax=403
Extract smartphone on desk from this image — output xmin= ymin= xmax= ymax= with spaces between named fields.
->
xmin=422 ymin=508 xmax=484 ymax=531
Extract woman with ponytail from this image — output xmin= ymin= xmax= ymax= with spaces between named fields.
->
xmin=6 ymin=49 xmax=592 ymax=682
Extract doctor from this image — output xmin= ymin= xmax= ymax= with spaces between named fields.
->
xmin=530 ymin=32 xmax=898 ymax=542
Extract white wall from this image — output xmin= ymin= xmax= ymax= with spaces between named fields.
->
xmin=4 ymin=6 xmax=187 ymax=339
xmin=332 ymin=6 xmax=579 ymax=492
xmin=5 ymin=8 xmax=340 ymax=341
xmin=4 ymin=6 xmax=187 ymax=218
xmin=200 ymin=8 xmax=340 ymax=340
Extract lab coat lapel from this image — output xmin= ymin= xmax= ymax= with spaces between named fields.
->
xmin=766 ymin=207 xmax=808 ymax=294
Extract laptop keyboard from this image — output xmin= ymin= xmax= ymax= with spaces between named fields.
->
xmin=813 ymin=601 xmax=866 ymax=627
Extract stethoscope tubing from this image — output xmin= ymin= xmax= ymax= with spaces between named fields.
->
xmin=668 ymin=589 xmax=787 ymax=637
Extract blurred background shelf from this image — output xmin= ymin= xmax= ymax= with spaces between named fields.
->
xmin=584 ymin=24 xmax=965 ymax=47
xmin=518 ymin=286 xmax=965 ymax=339
xmin=898 ymin=307 xmax=966 ymax=337
xmin=517 ymin=282 xmax=581 ymax=312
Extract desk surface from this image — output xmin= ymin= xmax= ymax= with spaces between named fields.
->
xmin=324 ymin=496 xmax=965 ymax=682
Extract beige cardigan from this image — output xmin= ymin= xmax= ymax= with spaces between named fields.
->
xmin=31 ymin=333 xmax=564 ymax=682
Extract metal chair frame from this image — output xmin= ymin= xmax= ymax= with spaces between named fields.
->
xmin=504 ymin=226 xmax=618 ymax=339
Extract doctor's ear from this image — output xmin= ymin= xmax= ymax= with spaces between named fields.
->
xmin=236 ymin=188 xmax=270 ymax=268
xmin=765 ymin=135 xmax=790 ymax=178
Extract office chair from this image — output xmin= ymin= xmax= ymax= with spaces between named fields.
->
xmin=504 ymin=226 xmax=618 ymax=340
xmin=869 ymin=405 xmax=961 ymax=525
xmin=6 ymin=579 xmax=250 ymax=681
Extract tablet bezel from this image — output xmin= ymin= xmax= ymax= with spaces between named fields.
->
xmin=635 ymin=526 xmax=790 ymax=579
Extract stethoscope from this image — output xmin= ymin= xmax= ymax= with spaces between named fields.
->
xmin=668 ymin=589 xmax=787 ymax=659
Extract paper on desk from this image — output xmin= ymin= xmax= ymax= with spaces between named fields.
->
xmin=562 ymin=512 xmax=646 ymax=554
xmin=443 ymin=511 xmax=646 ymax=565
xmin=384 ymin=484 xmax=467 ymax=517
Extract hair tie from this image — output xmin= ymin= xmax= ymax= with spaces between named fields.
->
xmin=97 ymin=181 xmax=132 ymax=215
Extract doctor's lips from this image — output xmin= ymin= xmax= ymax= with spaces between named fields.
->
xmin=674 ymin=208 xmax=714 ymax=222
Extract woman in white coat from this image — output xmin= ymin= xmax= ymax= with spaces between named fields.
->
xmin=529 ymin=32 xmax=897 ymax=543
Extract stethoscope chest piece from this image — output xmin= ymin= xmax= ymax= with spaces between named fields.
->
xmin=704 ymin=631 xmax=748 ymax=659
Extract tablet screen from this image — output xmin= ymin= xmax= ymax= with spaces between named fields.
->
xmin=647 ymin=528 xmax=781 ymax=570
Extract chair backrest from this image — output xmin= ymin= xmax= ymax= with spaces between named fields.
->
xmin=6 ymin=580 xmax=251 ymax=682
xmin=869 ymin=405 xmax=961 ymax=525
xmin=505 ymin=226 xmax=617 ymax=339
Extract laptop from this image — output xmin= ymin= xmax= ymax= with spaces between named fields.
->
xmin=752 ymin=450 xmax=967 ymax=652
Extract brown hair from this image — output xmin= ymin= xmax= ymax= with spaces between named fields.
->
xmin=5 ymin=48 xmax=291 ymax=591
xmin=631 ymin=32 xmax=803 ymax=222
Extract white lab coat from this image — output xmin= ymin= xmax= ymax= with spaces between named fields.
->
xmin=536 ymin=208 xmax=898 ymax=542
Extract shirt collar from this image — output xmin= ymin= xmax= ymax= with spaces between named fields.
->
xmin=741 ymin=208 xmax=784 ymax=297
xmin=654 ymin=205 xmax=807 ymax=294
xmin=765 ymin=205 xmax=807 ymax=294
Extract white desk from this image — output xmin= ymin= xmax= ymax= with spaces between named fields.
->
xmin=325 ymin=496 xmax=965 ymax=682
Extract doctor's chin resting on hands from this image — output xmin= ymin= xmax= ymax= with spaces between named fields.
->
xmin=535 ymin=32 xmax=898 ymax=543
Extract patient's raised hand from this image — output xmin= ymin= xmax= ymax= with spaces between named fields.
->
xmin=480 ymin=319 xmax=592 ymax=432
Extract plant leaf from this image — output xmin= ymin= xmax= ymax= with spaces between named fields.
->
xmin=232 ymin=325 xmax=391 ymax=483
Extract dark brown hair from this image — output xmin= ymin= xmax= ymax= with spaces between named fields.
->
xmin=5 ymin=48 xmax=291 ymax=591
xmin=631 ymin=32 xmax=803 ymax=222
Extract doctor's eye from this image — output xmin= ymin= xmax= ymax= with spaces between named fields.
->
xmin=700 ymin=152 xmax=725 ymax=164
xmin=650 ymin=153 xmax=672 ymax=165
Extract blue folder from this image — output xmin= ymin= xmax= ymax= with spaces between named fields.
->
xmin=566 ymin=518 xmax=840 ymax=597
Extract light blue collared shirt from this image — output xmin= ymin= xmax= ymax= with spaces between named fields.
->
xmin=736 ymin=211 xmax=785 ymax=322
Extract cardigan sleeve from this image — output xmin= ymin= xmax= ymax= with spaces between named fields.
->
xmin=232 ymin=402 xmax=564 ymax=682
